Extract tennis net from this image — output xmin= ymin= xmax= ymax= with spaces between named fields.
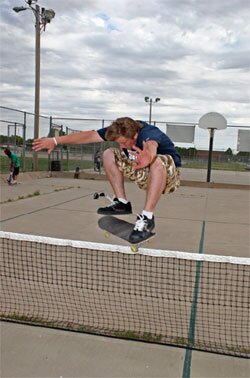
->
xmin=0 ymin=231 xmax=249 ymax=358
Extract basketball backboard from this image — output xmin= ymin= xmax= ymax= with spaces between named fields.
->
xmin=198 ymin=112 xmax=227 ymax=130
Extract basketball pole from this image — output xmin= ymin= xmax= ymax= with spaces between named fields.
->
xmin=198 ymin=112 xmax=227 ymax=184
xmin=207 ymin=128 xmax=215 ymax=182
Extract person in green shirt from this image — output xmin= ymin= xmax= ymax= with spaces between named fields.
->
xmin=4 ymin=148 xmax=20 ymax=185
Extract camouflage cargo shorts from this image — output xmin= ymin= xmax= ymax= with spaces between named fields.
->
xmin=113 ymin=148 xmax=180 ymax=194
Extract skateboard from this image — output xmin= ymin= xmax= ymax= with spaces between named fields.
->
xmin=7 ymin=172 xmax=14 ymax=185
xmin=98 ymin=215 xmax=155 ymax=252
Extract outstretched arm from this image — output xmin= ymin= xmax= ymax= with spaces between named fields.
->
xmin=32 ymin=130 xmax=103 ymax=154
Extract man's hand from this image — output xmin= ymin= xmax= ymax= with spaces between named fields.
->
xmin=32 ymin=137 xmax=56 ymax=154
xmin=130 ymin=141 xmax=157 ymax=170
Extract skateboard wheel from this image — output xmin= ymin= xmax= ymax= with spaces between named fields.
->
xmin=93 ymin=192 xmax=99 ymax=199
xmin=104 ymin=231 xmax=111 ymax=238
xmin=131 ymin=245 xmax=138 ymax=253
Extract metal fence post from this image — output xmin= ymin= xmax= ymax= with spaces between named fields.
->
xmin=23 ymin=112 xmax=27 ymax=172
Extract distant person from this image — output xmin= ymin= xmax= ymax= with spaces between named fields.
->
xmin=4 ymin=148 xmax=20 ymax=185
xmin=94 ymin=149 xmax=102 ymax=172
xmin=33 ymin=117 xmax=181 ymax=243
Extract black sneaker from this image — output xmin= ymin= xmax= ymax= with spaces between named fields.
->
xmin=129 ymin=214 xmax=155 ymax=244
xmin=97 ymin=198 xmax=132 ymax=215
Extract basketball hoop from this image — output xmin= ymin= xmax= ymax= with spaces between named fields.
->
xmin=198 ymin=112 xmax=227 ymax=182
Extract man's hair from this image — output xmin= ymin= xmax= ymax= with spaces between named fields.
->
xmin=4 ymin=148 xmax=11 ymax=157
xmin=105 ymin=117 xmax=142 ymax=141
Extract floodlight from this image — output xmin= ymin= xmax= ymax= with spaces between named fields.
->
xmin=43 ymin=8 xmax=55 ymax=22
xmin=27 ymin=0 xmax=38 ymax=5
xmin=144 ymin=96 xmax=161 ymax=124
xmin=13 ymin=6 xmax=27 ymax=12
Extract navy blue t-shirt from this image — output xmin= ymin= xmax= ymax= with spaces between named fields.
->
xmin=97 ymin=120 xmax=181 ymax=167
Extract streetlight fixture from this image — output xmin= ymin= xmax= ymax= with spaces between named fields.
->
xmin=144 ymin=97 xmax=160 ymax=124
xmin=13 ymin=0 xmax=55 ymax=171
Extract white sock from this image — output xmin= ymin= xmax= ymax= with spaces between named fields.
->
xmin=118 ymin=198 xmax=128 ymax=204
xmin=142 ymin=210 xmax=153 ymax=219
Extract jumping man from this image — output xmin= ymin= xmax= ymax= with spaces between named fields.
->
xmin=32 ymin=117 xmax=181 ymax=243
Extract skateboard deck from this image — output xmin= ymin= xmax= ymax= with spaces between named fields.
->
xmin=98 ymin=215 xmax=155 ymax=252
xmin=7 ymin=172 xmax=17 ymax=185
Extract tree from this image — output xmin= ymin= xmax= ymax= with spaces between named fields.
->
xmin=0 ymin=134 xmax=23 ymax=146
xmin=225 ymin=148 xmax=233 ymax=156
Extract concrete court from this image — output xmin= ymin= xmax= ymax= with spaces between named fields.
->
xmin=1 ymin=168 xmax=249 ymax=256
xmin=0 ymin=168 xmax=250 ymax=378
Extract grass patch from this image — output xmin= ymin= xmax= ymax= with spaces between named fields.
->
xmin=1 ymin=156 xmax=248 ymax=173
xmin=54 ymin=187 xmax=73 ymax=192
xmin=113 ymin=330 xmax=162 ymax=342
xmin=0 ymin=156 xmax=94 ymax=174
xmin=1 ymin=190 xmax=40 ymax=204
xmin=28 ymin=191 xmax=40 ymax=198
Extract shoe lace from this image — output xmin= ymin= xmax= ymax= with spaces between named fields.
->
xmin=133 ymin=215 xmax=147 ymax=231
xmin=106 ymin=196 xmax=119 ymax=208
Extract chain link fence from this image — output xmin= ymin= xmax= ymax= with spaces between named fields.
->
xmin=1 ymin=106 xmax=249 ymax=173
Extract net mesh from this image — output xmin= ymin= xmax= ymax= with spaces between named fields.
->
xmin=0 ymin=231 xmax=249 ymax=358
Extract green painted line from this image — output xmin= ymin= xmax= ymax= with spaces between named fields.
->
xmin=182 ymin=221 xmax=206 ymax=378
xmin=198 ymin=221 xmax=206 ymax=255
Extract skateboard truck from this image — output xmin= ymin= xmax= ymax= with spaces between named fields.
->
xmin=98 ymin=215 xmax=155 ymax=253
xmin=93 ymin=192 xmax=105 ymax=199
xmin=103 ymin=227 xmax=154 ymax=253
xmin=93 ymin=192 xmax=113 ymax=202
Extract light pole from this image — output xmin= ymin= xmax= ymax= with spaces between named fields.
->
xmin=13 ymin=0 xmax=55 ymax=171
xmin=144 ymin=97 xmax=160 ymax=124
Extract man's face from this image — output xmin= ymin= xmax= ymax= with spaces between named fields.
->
xmin=115 ymin=133 xmax=138 ymax=150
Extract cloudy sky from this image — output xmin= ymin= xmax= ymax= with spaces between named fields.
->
xmin=1 ymin=0 xmax=249 ymax=137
